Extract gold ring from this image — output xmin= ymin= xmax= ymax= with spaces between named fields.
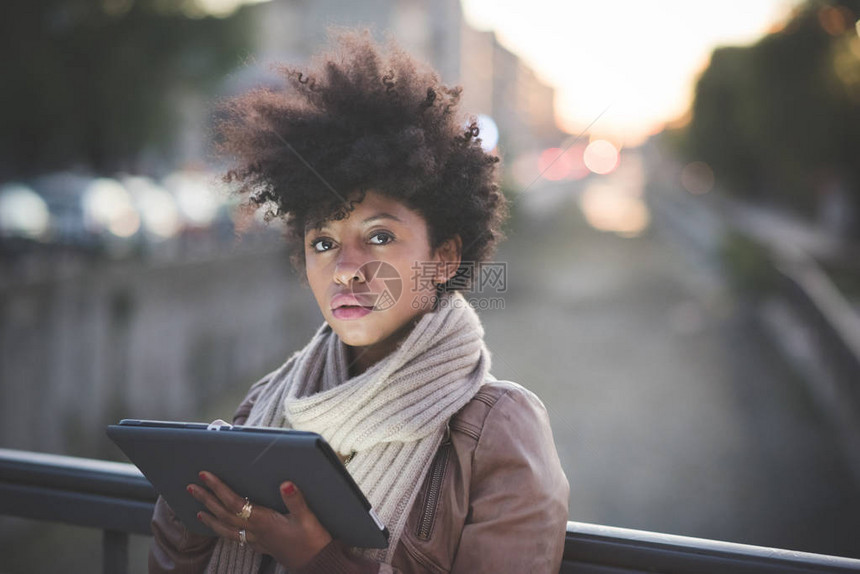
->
xmin=236 ymin=497 xmax=253 ymax=521
xmin=238 ymin=528 xmax=247 ymax=547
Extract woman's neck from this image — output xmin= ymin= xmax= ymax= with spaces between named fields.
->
xmin=346 ymin=314 xmax=424 ymax=377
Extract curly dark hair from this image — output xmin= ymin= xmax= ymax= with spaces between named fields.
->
xmin=213 ymin=28 xmax=508 ymax=291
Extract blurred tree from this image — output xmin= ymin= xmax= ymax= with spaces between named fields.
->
xmin=682 ymin=0 xmax=860 ymax=237
xmin=826 ymin=1 xmax=860 ymax=222
xmin=745 ymin=6 xmax=834 ymax=212
xmin=0 ymin=0 xmax=254 ymax=177
xmin=687 ymin=46 xmax=759 ymax=197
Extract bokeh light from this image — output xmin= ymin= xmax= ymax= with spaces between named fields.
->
xmin=680 ymin=161 xmax=715 ymax=195
xmin=182 ymin=0 xmax=270 ymax=18
xmin=566 ymin=144 xmax=590 ymax=180
xmin=474 ymin=114 xmax=499 ymax=152
xmin=83 ymin=178 xmax=141 ymax=238
xmin=537 ymin=145 xmax=589 ymax=181
xmin=539 ymin=148 xmax=571 ymax=181
xmin=583 ymin=139 xmax=620 ymax=175
xmin=0 ymin=183 xmax=51 ymax=239
xmin=578 ymin=181 xmax=650 ymax=237
xmin=121 ymin=176 xmax=182 ymax=239
xmin=164 ymin=171 xmax=221 ymax=227
xmin=817 ymin=5 xmax=854 ymax=36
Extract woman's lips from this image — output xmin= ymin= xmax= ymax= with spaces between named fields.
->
xmin=332 ymin=305 xmax=373 ymax=320
xmin=331 ymin=292 xmax=375 ymax=320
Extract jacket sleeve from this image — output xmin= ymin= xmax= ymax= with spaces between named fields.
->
xmin=293 ymin=540 xmax=382 ymax=574
xmin=149 ymin=496 xmax=217 ymax=574
xmin=450 ymin=388 xmax=570 ymax=574
xmin=231 ymin=370 xmax=276 ymax=425
xmin=148 ymin=371 xmax=276 ymax=574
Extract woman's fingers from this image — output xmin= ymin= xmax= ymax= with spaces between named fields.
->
xmin=197 ymin=508 xmax=251 ymax=545
xmin=187 ymin=471 xmax=247 ymax=525
xmin=198 ymin=471 xmax=247 ymax=517
xmin=187 ymin=483 xmax=234 ymax=524
xmin=192 ymin=478 xmax=331 ymax=567
xmin=279 ymin=481 xmax=309 ymax=517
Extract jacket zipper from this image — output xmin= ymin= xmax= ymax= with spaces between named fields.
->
xmin=416 ymin=427 xmax=452 ymax=540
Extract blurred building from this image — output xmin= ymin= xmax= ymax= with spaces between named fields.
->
xmin=460 ymin=25 xmax=562 ymax=159
xmin=210 ymin=0 xmax=564 ymax=168
xmin=255 ymin=0 xmax=463 ymax=82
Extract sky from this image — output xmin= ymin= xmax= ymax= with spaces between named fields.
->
xmin=461 ymin=0 xmax=803 ymax=146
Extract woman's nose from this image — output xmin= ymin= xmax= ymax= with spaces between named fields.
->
xmin=333 ymin=246 xmax=367 ymax=285
xmin=334 ymin=263 xmax=365 ymax=285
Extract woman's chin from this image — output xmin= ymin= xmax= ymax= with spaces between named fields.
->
xmin=329 ymin=324 xmax=381 ymax=348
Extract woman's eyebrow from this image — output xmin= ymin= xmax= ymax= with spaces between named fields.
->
xmin=306 ymin=212 xmax=404 ymax=233
xmin=362 ymin=213 xmax=403 ymax=224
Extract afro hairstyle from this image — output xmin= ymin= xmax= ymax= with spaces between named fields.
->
xmin=214 ymin=27 xmax=508 ymax=291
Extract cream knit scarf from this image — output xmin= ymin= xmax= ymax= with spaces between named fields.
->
xmin=206 ymin=290 xmax=491 ymax=573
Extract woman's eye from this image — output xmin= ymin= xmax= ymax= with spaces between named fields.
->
xmin=369 ymin=232 xmax=393 ymax=245
xmin=310 ymin=238 xmax=335 ymax=252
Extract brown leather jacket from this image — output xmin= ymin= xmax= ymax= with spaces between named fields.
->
xmin=149 ymin=377 xmax=570 ymax=573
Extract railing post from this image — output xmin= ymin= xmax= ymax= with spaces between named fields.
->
xmin=103 ymin=529 xmax=129 ymax=574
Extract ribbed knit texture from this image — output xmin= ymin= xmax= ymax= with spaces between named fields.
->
xmin=207 ymin=289 xmax=491 ymax=573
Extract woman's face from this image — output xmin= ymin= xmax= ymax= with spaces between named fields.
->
xmin=304 ymin=190 xmax=459 ymax=373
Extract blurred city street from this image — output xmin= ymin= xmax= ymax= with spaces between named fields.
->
xmin=477 ymin=164 xmax=860 ymax=558
xmin=3 ymin=1 xmax=860 ymax=571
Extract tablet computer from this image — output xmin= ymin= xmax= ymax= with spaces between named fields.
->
xmin=106 ymin=419 xmax=389 ymax=549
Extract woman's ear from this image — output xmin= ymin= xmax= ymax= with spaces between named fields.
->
xmin=433 ymin=235 xmax=462 ymax=284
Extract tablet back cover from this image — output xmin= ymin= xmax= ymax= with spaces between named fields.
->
xmin=106 ymin=422 xmax=388 ymax=549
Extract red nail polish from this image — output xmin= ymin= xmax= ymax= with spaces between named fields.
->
xmin=187 ymin=485 xmax=194 ymax=494
xmin=198 ymin=471 xmax=207 ymax=481
xmin=197 ymin=512 xmax=203 ymax=521
xmin=281 ymin=483 xmax=296 ymax=496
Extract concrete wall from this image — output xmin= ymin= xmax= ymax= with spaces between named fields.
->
xmin=0 ymin=244 xmax=322 ymax=459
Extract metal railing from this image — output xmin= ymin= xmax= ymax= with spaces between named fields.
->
xmin=773 ymin=249 xmax=860 ymax=406
xmin=2 ymin=447 xmax=859 ymax=574
xmin=0 ymin=448 xmax=155 ymax=573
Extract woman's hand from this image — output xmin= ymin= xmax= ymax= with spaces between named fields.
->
xmin=188 ymin=471 xmax=333 ymax=570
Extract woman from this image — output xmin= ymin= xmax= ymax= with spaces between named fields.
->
xmin=150 ymin=28 xmax=569 ymax=574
